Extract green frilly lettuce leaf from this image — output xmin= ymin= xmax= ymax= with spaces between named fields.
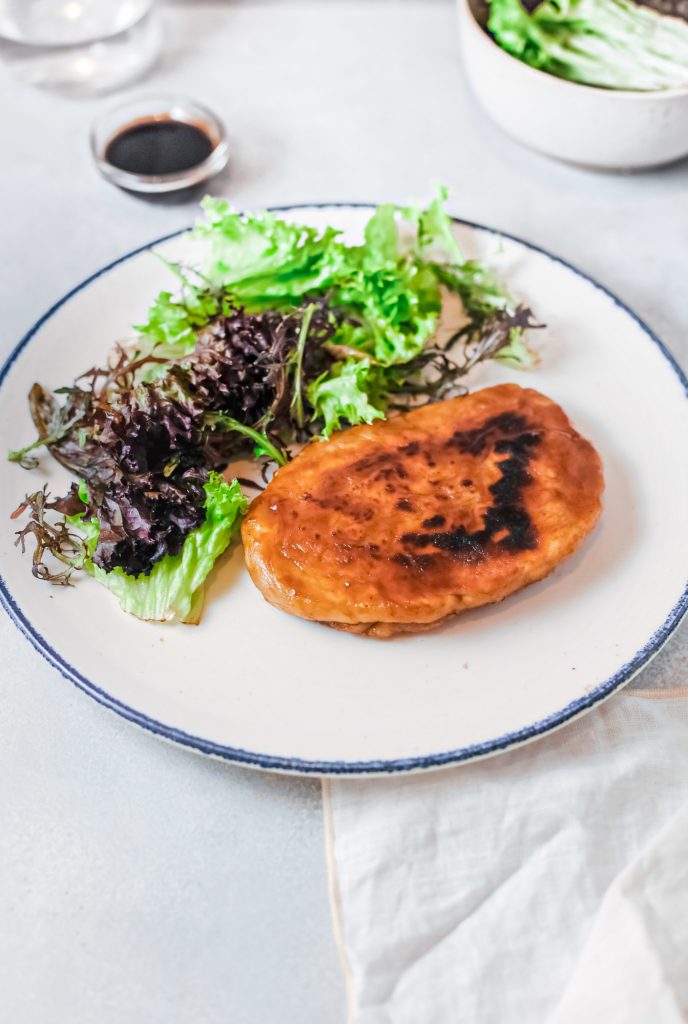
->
xmin=129 ymin=188 xmax=530 ymax=436
xmin=189 ymin=189 xmax=463 ymax=367
xmin=307 ymin=358 xmax=385 ymax=437
xmin=191 ymin=197 xmax=345 ymax=302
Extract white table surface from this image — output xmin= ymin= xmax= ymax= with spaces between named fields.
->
xmin=0 ymin=2 xmax=686 ymax=1021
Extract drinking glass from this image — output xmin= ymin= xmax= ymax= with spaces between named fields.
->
xmin=0 ymin=0 xmax=161 ymax=94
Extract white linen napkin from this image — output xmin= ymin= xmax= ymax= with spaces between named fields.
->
xmin=324 ymin=685 xmax=688 ymax=1024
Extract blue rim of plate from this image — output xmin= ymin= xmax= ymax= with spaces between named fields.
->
xmin=1 ymin=204 xmax=687 ymax=775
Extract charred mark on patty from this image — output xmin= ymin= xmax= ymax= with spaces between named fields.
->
xmin=303 ymin=491 xmax=375 ymax=522
xmin=352 ymin=449 xmax=407 ymax=478
xmin=314 ymin=409 xmax=541 ymax=569
xmin=450 ymin=412 xmax=530 ymax=455
xmin=401 ymin=412 xmax=541 ymax=561
xmin=422 ymin=514 xmax=446 ymax=529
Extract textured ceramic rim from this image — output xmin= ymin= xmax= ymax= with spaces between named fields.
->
xmin=1 ymin=204 xmax=686 ymax=775
xmin=461 ymin=0 xmax=688 ymax=100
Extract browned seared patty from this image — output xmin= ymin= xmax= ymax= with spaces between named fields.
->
xmin=241 ymin=384 xmax=604 ymax=637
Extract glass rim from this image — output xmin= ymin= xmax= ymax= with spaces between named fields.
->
xmin=0 ymin=0 xmax=157 ymax=47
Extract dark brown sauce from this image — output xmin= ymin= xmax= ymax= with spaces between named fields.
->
xmin=105 ymin=118 xmax=214 ymax=176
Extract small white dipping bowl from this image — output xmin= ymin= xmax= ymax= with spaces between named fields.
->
xmin=458 ymin=0 xmax=688 ymax=169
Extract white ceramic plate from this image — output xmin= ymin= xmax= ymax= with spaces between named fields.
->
xmin=1 ymin=205 xmax=686 ymax=775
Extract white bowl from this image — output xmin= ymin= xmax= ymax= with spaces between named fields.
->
xmin=458 ymin=0 xmax=688 ymax=169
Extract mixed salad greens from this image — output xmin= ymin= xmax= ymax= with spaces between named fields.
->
xmin=488 ymin=0 xmax=688 ymax=90
xmin=9 ymin=191 xmax=539 ymax=624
